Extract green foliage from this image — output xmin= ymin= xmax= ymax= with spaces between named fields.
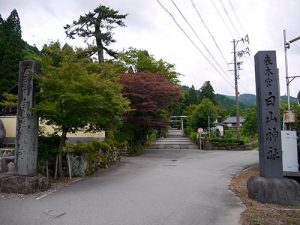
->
xmin=241 ymin=105 xmax=258 ymax=137
xmin=33 ymin=42 xmax=129 ymax=177
xmin=199 ymin=81 xmax=215 ymax=103
xmin=173 ymin=81 xmax=217 ymax=116
xmin=64 ymin=5 xmax=128 ymax=62
xmin=64 ymin=140 xmax=121 ymax=175
xmin=187 ymin=98 xmax=219 ymax=132
xmin=34 ymin=42 xmax=130 ymax=140
xmin=281 ymin=102 xmax=300 ymax=149
xmin=38 ymin=135 xmax=60 ymax=161
xmin=0 ymin=9 xmax=25 ymax=94
xmin=209 ymin=138 xmax=244 ymax=145
xmin=215 ymin=94 xmax=247 ymax=115
xmin=188 ymin=131 xmax=198 ymax=144
xmin=117 ymin=48 xmax=181 ymax=84
xmin=0 ymin=93 xmax=17 ymax=108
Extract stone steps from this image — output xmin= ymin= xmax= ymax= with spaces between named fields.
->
xmin=149 ymin=130 xmax=198 ymax=150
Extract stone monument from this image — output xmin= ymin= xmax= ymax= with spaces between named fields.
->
xmin=0 ymin=60 xmax=50 ymax=194
xmin=247 ymin=51 xmax=300 ymax=205
xmin=255 ymin=51 xmax=282 ymax=178
xmin=15 ymin=60 xmax=40 ymax=176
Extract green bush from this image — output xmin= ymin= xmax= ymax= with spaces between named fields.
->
xmin=189 ymin=131 xmax=198 ymax=144
xmin=146 ymin=129 xmax=158 ymax=145
xmin=209 ymin=138 xmax=244 ymax=145
xmin=38 ymin=135 xmax=60 ymax=161
xmin=64 ymin=140 xmax=119 ymax=175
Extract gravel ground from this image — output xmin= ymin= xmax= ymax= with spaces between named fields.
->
xmin=230 ymin=164 xmax=300 ymax=225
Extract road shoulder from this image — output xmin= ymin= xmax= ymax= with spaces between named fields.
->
xmin=230 ymin=164 xmax=300 ymax=225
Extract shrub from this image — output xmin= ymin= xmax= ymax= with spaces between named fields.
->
xmin=189 ymin=131 xmax=198 ymax=144
xmin=38 ymin=135 xmax=60 ymax=161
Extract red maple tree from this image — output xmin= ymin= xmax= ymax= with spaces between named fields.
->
xmin=119 ymin=72 xmax=181 ymax=128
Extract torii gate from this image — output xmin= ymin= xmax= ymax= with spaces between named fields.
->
xmin=170 ymin=116 xmax=187 ymax=136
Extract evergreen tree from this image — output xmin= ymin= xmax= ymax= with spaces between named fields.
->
xmin=186 ymin=85 xmax=199 ymax=105
xmin=64 ymin=5 xmax=127 ymax=63
xmin=0 ymin=9 xmax=24 ymax=94
xmin=199 ymin=81 xmax=215 ymax=103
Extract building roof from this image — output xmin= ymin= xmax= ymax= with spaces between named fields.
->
xmin=223 ymin=116 xmax=245 ymax=124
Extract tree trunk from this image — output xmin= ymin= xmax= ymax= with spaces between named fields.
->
xmin=96 ymin=37 xmax=104 ymax=63
xmin=58 ymin=129 xmax=67 ymax=177
xmin=95 ymin=21 xmax=104 ymax=63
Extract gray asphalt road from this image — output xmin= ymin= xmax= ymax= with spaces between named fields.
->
xmin=0 ymin=149 xmax=258 ymax=225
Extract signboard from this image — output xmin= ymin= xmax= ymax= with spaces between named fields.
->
xmin=284 ymin=111 xmax=296 ymax=123
xmin=197 ymin=128 xmax=203 ymax=133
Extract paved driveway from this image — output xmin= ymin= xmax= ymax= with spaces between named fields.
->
xmin=0 ymin=149 xmax=258 ymax=225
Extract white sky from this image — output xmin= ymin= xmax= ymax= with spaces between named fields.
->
xmin=1 ymin=0 xmax=300 ymax=97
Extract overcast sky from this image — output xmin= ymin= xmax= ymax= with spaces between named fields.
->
xmin=1 ymin=0 xmax=300 ymax=97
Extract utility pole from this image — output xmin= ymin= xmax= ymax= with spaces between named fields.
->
xmin=283 ymin=29 xmax=300 ymax=130
xmin=233 ymin=39 xmax=240 ymax=140
xmin=231 ymin=35 xmax=250 ymax=140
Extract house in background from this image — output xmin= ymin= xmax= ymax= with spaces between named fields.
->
xmin=222 ymin=116 xmax=245 ymax=128
xmin=212 ymin=116 xmax=245 ymax=137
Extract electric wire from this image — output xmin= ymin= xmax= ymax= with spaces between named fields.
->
xmin=190 ymin=0 xmax=229 ymax=70
xmin=190 ymin=0 xmax=245 ymax=94
xmin=170 ymin=0 xmax=230 ymax=79
xmin=211 ymin=0 xmax=234 ymax=38
xmin=212 ymin=0 xmax=254 ymax=96
xmin=218 ymin=0 xmax=241 ymax=37
xmin=157 ymin=0 xmax=253 ymax=106
xmin=227 ymin=0 xmax=245 ymax=35
xmin=189 ymin=0 xmax=253 ymax=99
xmin=221 ymin=0 xmax=255 ymax=78
xmin=155 ymin=0 xmax=235 ymax=89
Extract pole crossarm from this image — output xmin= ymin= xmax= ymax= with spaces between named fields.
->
xmin=287 ymin=75 xmax=300 ymax=85
xmin=289 ymin=36 xmax=300 ymax=44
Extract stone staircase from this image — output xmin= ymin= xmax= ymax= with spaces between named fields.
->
xmin=149 ymin=128 xmax=198 ymax=149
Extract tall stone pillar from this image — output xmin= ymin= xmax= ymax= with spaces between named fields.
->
xmin=15 ymin=61 xmax=40 ymax=176
xmin=254 ymin=51 xmax=282 ymax=178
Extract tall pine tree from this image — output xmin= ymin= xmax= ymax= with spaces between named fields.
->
xmin=199 ymin=81 xmax=216 ymax=103
xmin=0 ymin=9 xmax=25 ymax=94
xmin=64 ymin=5 xmax=127 ymax=63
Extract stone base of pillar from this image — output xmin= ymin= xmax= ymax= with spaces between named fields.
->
xmin=247 ymin=176 xmax=300 ymax=206
xmin=0 ymin=173 xmax=50 ymax=194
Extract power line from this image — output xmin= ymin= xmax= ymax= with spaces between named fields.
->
xmin=222 ymin=0 xmax=255 ymax=77
xmin=190 ymin=0 xmax=229 ymax=70
xmin=211 ymin=0 xmax=254 ymax=95
xmin=190 ymin=0 xmax=245 ymax=94
xmin=227 ymin=0 xmax=245 ymax=35
xmin=211 ymin=0 xmax=234 ymax=38
xmin=157 ymin=0 xmax=253 ymax=101
xmin=218 ymin=0 xmax=241 ymax=37
xmin=189 ymin=0 xmax=253 ymax=97
xmin=155 ymin=0 xmax=235 ymax=89
xmin=170 ymin=0 xmax=229 ymax=78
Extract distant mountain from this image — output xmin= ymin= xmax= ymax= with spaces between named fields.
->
xmin=228 ymin=94 xmax=256 ymax=107
xmin=224 ymin=93 xmax=297 ymax=107
xmin=215 ymin=94 xmax=247 ymax=112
